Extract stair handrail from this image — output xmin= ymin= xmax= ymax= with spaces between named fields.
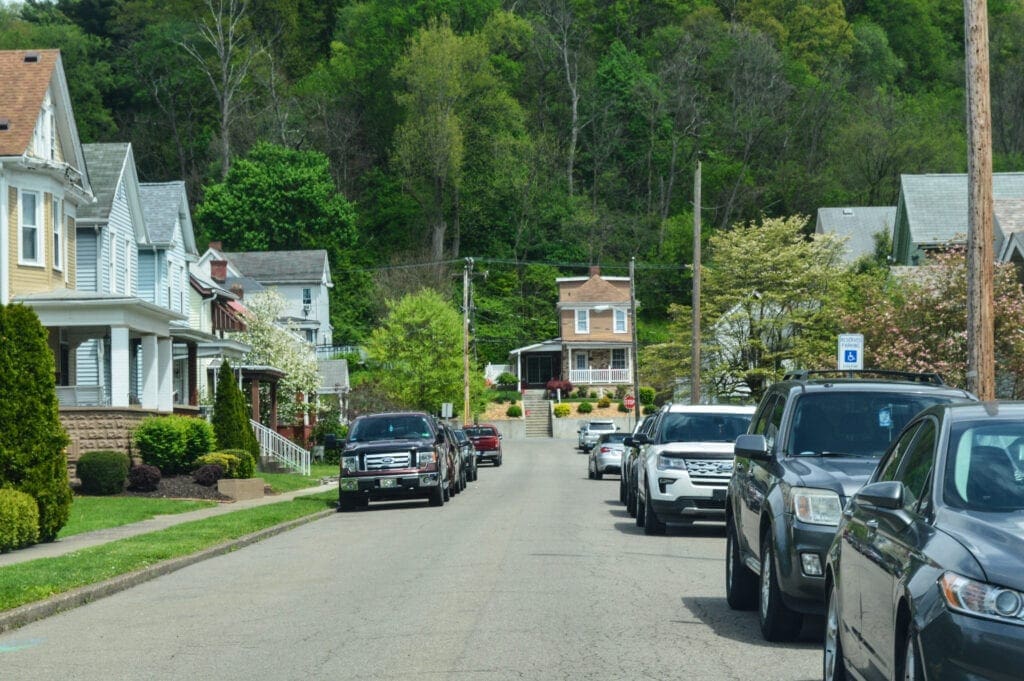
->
xmin=250 ymin=419 xmax=311 ymax=476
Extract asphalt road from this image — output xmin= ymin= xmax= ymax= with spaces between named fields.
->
xmin=0 ymin=439 xmax=822 ymax=681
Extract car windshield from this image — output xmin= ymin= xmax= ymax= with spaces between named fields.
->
xmin=944 ymin=420 xmax=1024 ymax=512
xmin=599 ymin=433 xmax=628 ymax=444
xmin=465 ymin=427 xmax=496 ymax=438
xmin=658 ymin=412 xmax=751 ymax=443
xmin=790 ymin=392 xmax=956 ymax=458
xmin=589 ymin=422 xmax=616 ymax=432
xmin=349 ymin=416 xmax=434 ymax=442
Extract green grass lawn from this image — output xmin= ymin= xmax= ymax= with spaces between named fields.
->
xmin=59 ymin=497 xmax=217 ymax=539
xmin=260 ymin=463 xmax=337 ymax=493
xmin=0 ymin=490 xmax=336 ymax=612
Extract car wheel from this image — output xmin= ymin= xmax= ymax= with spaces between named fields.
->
xmin=725 ymin=520 xmax=758 ymax=610
xmin=337 ymin=493 xmax=357 ymax=512
xmin=643 ymin=483 xmax=666 ymax=535
xmin=595 ymin=466 xmax=603 ymax=481
xmin=588 ymin=461 xmax=595 ymax=479
xmin=619 ymin=475 xmax=626 ymax=503
xmin=823 ymin=582 xmax=849 ymax=681
xmin=900 ymin=626 xmax=923 ymax=681
xmin=627 ymin=483 xmax=637 ymax=517
xmin=429 ymin=482 xmax=444 ymax=507
xmin=495 ymin=453 xmax=503 ymax=467
xmin=443 ymin=478 xmax=451 ymax=502
xmin=759 ymin=533 xmax=803 ymax=642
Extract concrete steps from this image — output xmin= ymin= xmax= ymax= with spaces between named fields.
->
xmin=522 ymin=389 xmax=551 ymax=438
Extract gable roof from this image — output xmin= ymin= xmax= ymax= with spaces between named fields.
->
xmin=222 ymin=250 xmax=332 ymax=285
xmin=556 ymin=274 xmax=630 ymax=305
xmin=815 ymin=207 xmax=895 ymax=263
xmin=140 ymin=181 xmax=198 ymax=256
xmin=79 ymin=142 xmax=130 ymax=221
xmin=897 ymin=173 xmax=1024 ymax=248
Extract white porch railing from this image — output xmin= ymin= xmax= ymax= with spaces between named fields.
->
xmin=569 ymin=368 xmax=632 ymax=385
xmin=250 ymin=419 xmax=311 ymax=476
xmin=56 ymin=385 xmax=110 ymax=407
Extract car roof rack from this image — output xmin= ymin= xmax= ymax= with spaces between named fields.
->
xmin=782 ymin=369 xmax=946 ymax=385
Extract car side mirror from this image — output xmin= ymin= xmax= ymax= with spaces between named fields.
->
xmin=856 ymin=481 xmax=903 ymax=510
xmin=734 ymin=434 xmax=770 ymax=461
xmin=624 ymin=437 xmax=634 ymax=448
xmin=631 ymin=433 xmax=649 ymax=446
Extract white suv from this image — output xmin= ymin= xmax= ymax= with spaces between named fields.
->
xmin=577 ymin=419 xmax=618 ymax=452
xmin=632 ymin=404 xmax=754 ymax=534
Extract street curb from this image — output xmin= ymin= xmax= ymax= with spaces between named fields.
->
xmin=0 ymin=508 xmax=336 ymax=634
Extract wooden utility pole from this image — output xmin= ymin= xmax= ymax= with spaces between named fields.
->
xmin=691 ymin=158 xmax=702 ymax=405
xmin=463 ymin=258 xmax=473 ymax=423
xmin=965 ymin=0 xmax=996 ymax=400
xmin=629 ymin=258 xmax=641 ymax=423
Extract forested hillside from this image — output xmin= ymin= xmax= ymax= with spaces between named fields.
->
xmin=4 ymin=0 xmax=1022 ymax=361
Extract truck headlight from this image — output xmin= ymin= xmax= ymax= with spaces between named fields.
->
xmin=791 ymin=488 xmax=842 ymax=526
xmin=940 ymin=572 xmax=1024 ymax=622
xmin=417 ymin=450 xmax=437 ymax=469
xmin=341 ymin=456 xmax=359 ymax=473
xmin=657 ymin=454 xmax=686 ymax=470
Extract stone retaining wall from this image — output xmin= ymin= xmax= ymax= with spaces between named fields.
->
xmin=60 ymin=408 xmax=160 ymax=466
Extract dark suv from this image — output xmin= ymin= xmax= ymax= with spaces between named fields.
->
xmin=724 ymin=371 xmax=974 ymax=641
xmin=337 ymin=412 xmax=454 ymax=510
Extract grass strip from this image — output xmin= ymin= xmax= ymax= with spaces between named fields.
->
xmin=59 ymin=497 xmax=217 ymax=538
xmin=260 ymin=464 xmax=338 ymax=493
xmin=0 ymin=491 xmax=336 ymax=612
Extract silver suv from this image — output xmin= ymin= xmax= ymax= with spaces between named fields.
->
xmin=577 ymin=419 xmax=618 ymax=452
xmin=632 ymin=404 xmax=754 ymax=534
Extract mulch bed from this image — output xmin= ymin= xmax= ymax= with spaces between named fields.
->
xmin=120 ymin=475 xmax=233 ymax=502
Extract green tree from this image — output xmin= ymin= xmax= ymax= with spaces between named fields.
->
xmin=0 ymin=305 xmax=72 ymax=542
xmin=367 ymin=289 xmax=485 ymax=417
xmin=211 ymin=359 xmax=259 ymax=461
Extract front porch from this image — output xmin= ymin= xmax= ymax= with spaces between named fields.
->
xmin=564 ymin=343 xmax=634 ymax=388
xmin=568 ymin=368 xmax=632 ymax=385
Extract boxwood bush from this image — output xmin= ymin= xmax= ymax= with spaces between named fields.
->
xmin=577 ymin=401 xmax=593 ymax=414
xmin=135 ymin=415 xmax=214 ymax=474
xmin=597 ymin=396 xmax=611 ymax=408
xmin=553 ymin=403 xmax=571 ymax=418
xmin=506 ymin=404 xmax=523 ymax=418
xmin=195 ymin=449 xmax=255 ymax=479
xmin=77 ymin=450 xmax=130 ymax=495
xmin=0 ymin=488 xmax=40 ymax=552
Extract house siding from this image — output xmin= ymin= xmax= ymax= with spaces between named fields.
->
xmin=76 ymin=229 xmax=98 ymax=291
xmin=8 ymin=187 xmax=72 ymax=297
xmin=138 ymin=250 xmax=156 ymax=301
xmin=560 ymin=309 xmax=623 ymax=341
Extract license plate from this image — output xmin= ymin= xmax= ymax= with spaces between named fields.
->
xmin=712 ymin=488 xmax=727 ymax=501
xmin=380 ymin=478 xmax=397 ymax=489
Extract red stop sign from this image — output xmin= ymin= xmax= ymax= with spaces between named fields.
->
xmin=623 ymin=395 xmax=636 ymax=409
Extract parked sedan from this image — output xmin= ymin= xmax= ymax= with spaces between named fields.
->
xmin=824 ymin=401 xmax=1024 ymax=681
xmin=588 ymin=432 xmax=627 ymax=480
xmin=453 ymin=427 xmax=478 ymax=482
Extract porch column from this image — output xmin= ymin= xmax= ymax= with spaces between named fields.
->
xmin=516 ymin=352 xmax=522 ymax=392
xmin=188 ymin=343 xmax=199 ymax=406
xmin=110 ymin=327 xmax=130 ymax=408
xmin=270 ymin=381 xmax=279 ymax=430
xmin=141 ymin=334 xmax=158 ymax=410
xmin=250 ymin=378 xmax=260 ymax=422
xmin=157 ymin=336 xmax=172 ymax=412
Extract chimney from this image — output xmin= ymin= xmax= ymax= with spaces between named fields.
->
xmin=208 ymin=240 xmax=223 ymax=251
xmin=210 ymin=260 xmax=227 ymax=283
xmin=589 ymin=265 xmax=601 ymax=277
xmin=230 ymin=283 xmax=244 ymax=300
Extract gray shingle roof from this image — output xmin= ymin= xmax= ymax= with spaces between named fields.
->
xmin=899 ymin=173 xmax=1024 ymax=247
xmin=222 ymin=250 xmax=330 ymax=284
xmin=80 ymin=142 xmax=129 ymax=221
xmin=139 ymin=181 xmax=186 ymax=246
xmin=815 ymin=207 xmax=895 ymax=263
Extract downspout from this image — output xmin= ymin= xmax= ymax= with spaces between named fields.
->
xmin=0 ymin=161 xmax=8 ymax=303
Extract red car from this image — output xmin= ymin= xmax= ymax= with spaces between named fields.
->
xmin=464 ymin=424 xmax=503 ymax=466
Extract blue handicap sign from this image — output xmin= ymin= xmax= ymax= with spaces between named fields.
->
xmin=844 ymin=350 xmax=858 ymax=363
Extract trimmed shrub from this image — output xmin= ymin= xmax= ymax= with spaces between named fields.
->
xmin=212 ymin=360 xmax=260 ymax=463
xmin=597 ymin=396 xmax=611 ymax=408
xmin=574 ymin=386 xmax=588 ymax=398
xmin=77 ymin=451 xmax=130 ymax=495
xmin=0 ymin=304 xmax=73 ymax=542
xmin=618 ymin=401 xmax=629 ymax=412
xmin=195 ymin=452 xmax=241 ymax=479
xmin=639 ymin=386 xmax=656 ymax=406
xmin=0 ymin=488 xmax=40 ymax=552
xmin=489 ymin=390 xmax=520 ymax=404
xmin=545 ymin=379 xmax=573 ymax=397
xmin=193 ymin=464 xmax=224 ymax=487
xmin=134 ymin=416 xmax=187 ymax=473
xmin=127 ymin=464 xmax=161 ymax=492
xmin=182 ymin=417 xmax=215 ymax=465
xmin=614 ymin=385 xmax=628 ymax=399
xmin=496 ymin=372 xmax=518 ymax=390
xmin=553 ymin=403 xmax=571 ymax=418
xmin=643 ymin=404 xmax=657 ymax=415
xmin=588 ymin=391 xmax=598 ymax=399
xmin=577 ymin=401 xmax=593 ymax=414
xmin=220 ymin=448 xmax=256 ymax=478
xmin=506 ymin=404 xmax=523 ymax=418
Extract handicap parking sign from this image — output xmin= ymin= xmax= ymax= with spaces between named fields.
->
xmin=838 ymin=334 xmax=864 ymax=370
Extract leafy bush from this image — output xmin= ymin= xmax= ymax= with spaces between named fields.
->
xmin=0 ymin=488 xmax=40 ymax=552
xmin=589 ymin=391 xmax=598 ymax=399
xmin=597 ymin=396 xmax=611 ymax=408
xmin=489 ymin=390 xmax=521 ymax=404
xmin=506 ymin=404 xmax=523 ymax=417
xmin=0 ymin=304 xmax=73 ymax=541
xmin=643 ymin=404 xmax=657 ymax=415
xmin=577 ymin=401 xmax=593 ymax=414
xmin=193 ymin=464 xmax=225 ymax=487
xmin=618 ymin=401 xmax=629 ymax=412
xmin=127 ymin=464 xmax=161 ymax=492
xmin=182 ymin=417 xmax=215 ymax=463
xmin=77 ymin=451 xmax=130 ymax=495
xmin=574 ymin=386 xmax=588 ymax=398
xmin=639 ymin=387 xmax=656 ymax=406
xmin=134 ymin=416 xmax=187 ymax=473
xmin=553 ymin=403 xmax=571 ymax=418
xmin=221 ymin=448 xmax=256 ymax=478
xmin=614 ymin=385 xmax=628 ymax=399
xmin=496 ymin=371 xmax=518 ymax=390
xmin=545 ymin=379 xmax=573 ymax=396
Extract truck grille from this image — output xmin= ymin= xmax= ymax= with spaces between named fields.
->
xmin=685 ymin=459 xmax=734 ymax=479
xmin=364 ymin=452 xmax=413 ymax=470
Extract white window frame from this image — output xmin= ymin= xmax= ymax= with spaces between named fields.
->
xmin=575 ymin=309 xmax=589 ymax=334
xmin=18 ymin=190 xmax=43 ymax=266
xmin=575 ymin=352 xmax=588 ymax=370
xmin=52 ymin=198 xmax=62 ymax=271
xmin=613 ymin=308 xmax=627 ymax=333
xmin=302 ymin=287 xmax=312 ymax=306
xmin=611 ymin=349 xmax=627 ymax=369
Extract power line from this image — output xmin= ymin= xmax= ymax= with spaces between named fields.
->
xmin=334 ymin=256 xmax=691 ymax=275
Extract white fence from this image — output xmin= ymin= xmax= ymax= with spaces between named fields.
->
xmin=250 ymin=419 xmax=311 ymax=476
xmin=568 ymin=368 xmax=631 ymax=385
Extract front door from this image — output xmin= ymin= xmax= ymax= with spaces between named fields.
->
xmin=526 ymin=355 xmax=553 ymax=387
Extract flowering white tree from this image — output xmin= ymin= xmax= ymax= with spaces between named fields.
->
xmin=237 ymin=289 xmax=320 ymax=422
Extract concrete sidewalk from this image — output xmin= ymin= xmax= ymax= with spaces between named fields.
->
xmin=0 ymin=482 xmax=338 ymax=568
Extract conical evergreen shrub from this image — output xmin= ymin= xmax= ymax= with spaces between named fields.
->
xmin=0 ymin=304 xmax=72 ymax=541
xmin=211 ymin=360 xmax=260 ymax=465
